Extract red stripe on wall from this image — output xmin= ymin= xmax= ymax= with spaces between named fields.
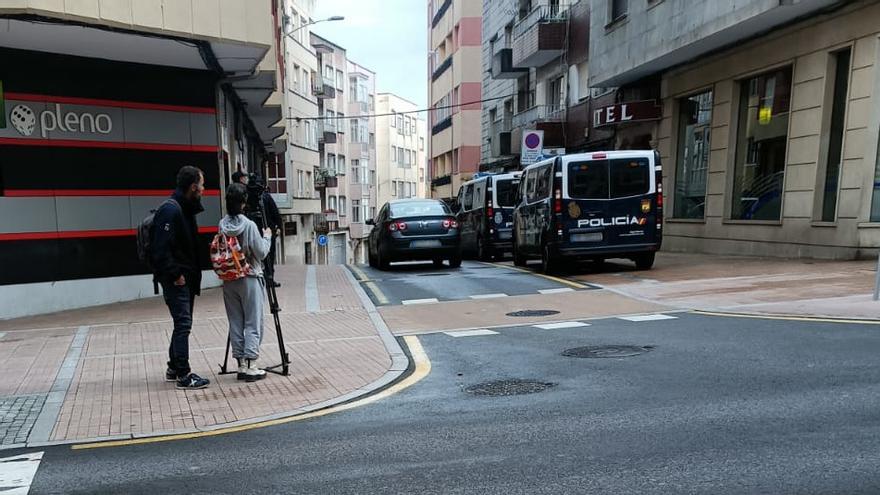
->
xmin=0 ymin=226 xmax=218 ymax=242
xmin=4 ymin=189 xmax=221 ymax=197
xmin=5 ymin=93 xmax=216 ymax=114
xmin=458 ymin=17 xmax=482 ymax=46
xmin=0 ymin=138 xmax=218 ymax=153
xmin=459 ymin=83 xmax=482 ymax=111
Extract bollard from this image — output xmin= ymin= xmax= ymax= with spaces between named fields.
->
xmin=875 ymin=250 xmax=880 ymax=301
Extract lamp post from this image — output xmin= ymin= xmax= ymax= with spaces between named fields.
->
xmin=285 ymin=15 xmax=345 ymax=41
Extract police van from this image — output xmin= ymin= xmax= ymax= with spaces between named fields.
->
xmin=512 ymin=150 xmax=663 ymax=273
xmin=456 ymin=172 xmax=522 ymax=260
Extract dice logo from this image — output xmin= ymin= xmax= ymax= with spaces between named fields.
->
xmin=10 ymin=105 xmax=36 ymax=137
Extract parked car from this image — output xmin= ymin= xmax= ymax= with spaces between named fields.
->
xmin=367 ymin=199 xmax=462 ymax=270
xmin=512 ymin=150 xmax=663 ymax=273
xmin=456 ymin=172 xmax=521 ymax=260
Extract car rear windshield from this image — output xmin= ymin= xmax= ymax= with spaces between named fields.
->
xmin=495 ymin=178 xmax=518 ymax=207
xmin=568 ymin=158 xmax=650 ymax=199
xmin=390 ymin=201 xmax=450 ymax=217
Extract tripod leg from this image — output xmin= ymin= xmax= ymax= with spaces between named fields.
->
xmin=219 ymin=332 xmax=231 ymax=374
xmin=267 ymin=283 xmax=290 ymax=375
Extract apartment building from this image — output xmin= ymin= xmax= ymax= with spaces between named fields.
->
xmin=590 ymin=0 xmax=879 ymax=259
xmin=480 ymin=0 xmax=605 ymax=174
xmin=428 ymin=0 xmax=483 ymax=200
xmin=276 ymin=0 xmax=323 ymax=265
xmin=0 ymin=0 xmax=282 ymax=318
xmin=376 ymin=93 xmax=428 ymax=208
xmin=310 ymin=34 xmax=376 ymax=264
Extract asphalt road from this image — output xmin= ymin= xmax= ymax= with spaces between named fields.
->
xmin=21 ymin=313 xmax=880 ymax=494
xmin=352 ymin=260 xmax=596 ymax=306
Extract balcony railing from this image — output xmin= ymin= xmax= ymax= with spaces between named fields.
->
xmin=514 ymin=4 xmax=569 ymax=39
xmin=312 ymin=76 xmax=336 ymax=99
xmin=431 ymin=175 xmax=452 ymax=188
xmin=432 ymin=116 xmax=452 ymax=135
xmin=432 ymin=56 xmax=452 ymax=81
xmin=512 ymin=104 xmax=565 ymax=129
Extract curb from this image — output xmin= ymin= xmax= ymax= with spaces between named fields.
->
xmin=1 ymin=266 xmax=411 ymax=452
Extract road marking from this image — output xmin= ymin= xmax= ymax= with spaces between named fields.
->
xmin=364 ymin=282 xmax=390 ymax=305
xmin=692 ymin=310 xmax=880 ymax=325
xmin=0 ymin=451 xmax=43 ymax=494
xmin=538 ymin=288 xmax=575 ymax=295
xmin=618 ymin=314 xmax=678 ymax=322
xmin=401 ymin=298 xmax=439 ymax=305
xmin=30 ymin=326 xmax=90 ymax=443
xmin=73 ymin=335 xmax=431 ymax=450
xmin=469 ymin=293 xmax=508 ymax=299
xmin=482 ymin=262 xmax=587 ymax=289
xmin=305 ymin=265 xmax=320 ymax=312
xmin=444 ymin=329 xmax=499 ymax=337
xmin=348 ymin=265 xmax=369 ymax=281
xmin=533 ymin=322 xmax=592 ymax=330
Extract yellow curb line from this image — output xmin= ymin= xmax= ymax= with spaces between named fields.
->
xmin=349 ymin=265 xmax=369 ymax=282
xmin=71 ymin=335 xmax=430 ymax=450
xmin=692 ymin=310 xmax=880 ymax=325
xmin=349 ymin=265 xmax=390 ymax=305
xmin=480 ymin=261 xmax=588 ymax=290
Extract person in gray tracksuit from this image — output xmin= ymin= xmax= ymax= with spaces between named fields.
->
xmin=219 ymin=183 xmax=273 ymax=382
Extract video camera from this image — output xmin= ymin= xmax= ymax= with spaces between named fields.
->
xmin=245 ymin=173 xmax=266 ymax=227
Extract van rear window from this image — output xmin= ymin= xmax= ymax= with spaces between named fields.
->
xmin=495 ymin=179 xmax=518 ymax=207
xmin=568 ymin=158 xmax=650 ymax=199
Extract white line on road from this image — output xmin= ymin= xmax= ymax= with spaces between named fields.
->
xmin=0 ymin=451 xmax=43 ymax=495
xmin=444 ymin=329 xmax=500 ymax=337
xmin=618 ymin=314 xmax=679 ymax=322
xmin=533 ymin=322 xmax=592 ymax=330
xmin=538 ymin=288 xmax=575 ymax=294
xmin=401 ymin=298 xmax=440 ymax=305
xmin=469 ymin=293 xmax=508 ymax=299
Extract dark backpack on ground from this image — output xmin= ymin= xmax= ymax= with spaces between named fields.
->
xmin=136 ymin=199 xmax=180 ymax=292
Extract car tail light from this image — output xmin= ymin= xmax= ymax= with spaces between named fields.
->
xmin=389 ymin=221 xmax=407 ymax=232
xmin=388 ymin=222 xmax=398 ymax=232
xmin=397 ymin=221 xmax=408 ymax=231
xmin=442 ymin=219 xmax=459 ymax=229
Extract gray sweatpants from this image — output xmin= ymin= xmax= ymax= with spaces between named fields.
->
xmin=222 ymin=276 xmax=265 ymax=360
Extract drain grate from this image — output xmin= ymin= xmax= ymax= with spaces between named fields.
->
xmin=506 ymin=309 xmax=560 ymax=317
xmin=466 ymin=379 xmax=556 ymax=397
xmin=562 ymin=345 xmax=654 ymax=359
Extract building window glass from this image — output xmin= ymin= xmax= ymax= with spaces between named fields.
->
xmin=610 ymin=0 xmax=627 ymax=22
xmin=821 ymin=48 xmax=851 ymax=222
xmin=339 ymin=196 xmax=347 ymax=216
xmin=731 ymin=67 xmax=792 ymax=221
xmin=338 ymin=155 xmax=346 ymax=176
xmin=353 ymin=199 xmax=362 ymax=223
xmin=673 ymin=89 xmax=713 ymax=219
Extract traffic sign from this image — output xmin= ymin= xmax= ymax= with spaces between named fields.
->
xmin=317 ymin=234 xmax=328 ymax=247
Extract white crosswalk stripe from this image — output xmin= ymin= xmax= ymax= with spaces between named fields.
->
xmin=533 ymin=322 xmax=592 ymax=330
xmin=538 ymin=288 xmax=575 ymax=294
xmin=444 ymin=329 xmax=500 ymax=337
xmin=618 ymin=314 xmax=679 ymax=322
xmin=0 ymin=451 xmax=43 ymax=495
xmin=469 ymin=293 xmax=508 ymax=299
xmin=401 ymin=298 xmax=440 ymax=305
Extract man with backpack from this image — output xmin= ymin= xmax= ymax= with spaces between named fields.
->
xmin=151 ymin=166 xmax=210 ymax=390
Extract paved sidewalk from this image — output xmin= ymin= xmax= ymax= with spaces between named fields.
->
xmin=0 ymin=265 xmax=402 ymax=447
xmin=569 ymin=252 xmax=880 ymax=319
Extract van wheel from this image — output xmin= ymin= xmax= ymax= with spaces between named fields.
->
xmin=448 ymin=255 xmax=462 ymax=269
xmin=477 ymin=237 xmax=492 ymax=262
xmin=541 ymin=244 xmax=558 ymax=274
xmin=634 ymin=252 xmax=655 ymax=270
xmin=513 ymin=241 xmax=527 ymax=267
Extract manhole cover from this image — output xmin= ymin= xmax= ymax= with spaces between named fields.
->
xmin=506 ymin=309 xmax=560 ymax=317
xmin=562 ymin=345 xmax=654 ymax=358
xmin=466 ymin=379 xmax=556 ymax=397
xmin=419 ymin=273 xmax=451 ymax=277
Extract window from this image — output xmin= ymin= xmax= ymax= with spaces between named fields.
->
xmin=349 ymin=78 xmax=357 ymax=102
xmin=324 ymin=65 xmax=334 ymax=80
xmin=293 ymin=64 xmax=301 ymax=93
xmin=339 ymin=196 xmax=347 ymax=216
xmin=821 ymin=48 xmax=851 ymax=222
xmin=370 ymin=170 xmax=376 ymax=186
xmin=353 ymin=199 xmax=362 ymax=223
xmin=369 ymin=95 xmax=375 ymax=111
xmin=305 ymin=171 xmax=312 ymax=196
xmin=398 ymin=181 xmax=406 ymax=198
xmin=463 ymin=184 xmax=474 ymax=210
xmin=391 ymin=111 xmax=396 ymax=127
xmin=302 ymin=69 xmax=310 ymax=94
xmin=731 ymin=67 xmax=792 ymax=221
xmin=266 ymin=153 xmax=287 ymax=195
xmin=609 ymin=0 xmax=627 ymax=22
xmin=674 ymin=90 xmax=713 ymax=219
xmin=304 ymin=121 xmax=314 ymax=148
xmin=338 ymin=113 xmax=345 ymax=132
xmin=397 ymin=114 xmax=405 ymax=129
xmin=297 ymin=170 xmax=304 ymax=197
xmin=336 ymin=69 xmax=344 ymax=90
xmin=534 ymin=165 xmax=551 ymax=200
xmin=547 ymin=76 xmax=563 ymax=108
xmin=392 ymin=180 xmax=397 ymax=196
xmin=398 ymin=147 xmax=405 ymax=164
xmin=328 ymin=154 xmax=336 ymax=173
xmin=351 ymin=159 xmax=360 ymax=184
xmin=390 ymin=201 xmax=450 ymax=217
xmin=338 ymin=155 xmax=346 ymax=176
xmin=420 ymin=138 xmax=425 ymax=151
xmin=329 ymin=195 xmax=338 ymax=211
xmin=495 ymin=178 xmax=518 ymax=207
xmin=392 ymin=146 xmax=398 ymax=162
xmin=568 ymin=159 xmax=650 ymax=199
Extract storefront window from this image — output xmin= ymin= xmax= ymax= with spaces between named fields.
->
xmin=673 ymin=90 xmax=712 ymax=219
xmin=821 ymin=48 xmax=851 ymax=222
xmin=731 ymin=67 xmax=792 ymax=220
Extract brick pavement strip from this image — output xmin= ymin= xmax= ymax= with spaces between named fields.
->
xmin=38 ymin=265 xmax=395 ymax=442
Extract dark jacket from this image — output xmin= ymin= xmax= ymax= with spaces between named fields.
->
xmin=262 ymin=191 xmax=283 ymax=232
xmin=150 ymin=190 xmax=204 ymax=295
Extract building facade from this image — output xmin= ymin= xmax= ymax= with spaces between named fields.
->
xmin=310 ymin=34 xmax=376 ymax=265
xmin=428 ymin=0 xmax=483 ymax=201
xmin=375 ymin=93 xmax=428 ymax=208
xmin=590 ymin=0 xmax=880 ymax=259
xmin=0 ymin=0 xmax=282 ymax=318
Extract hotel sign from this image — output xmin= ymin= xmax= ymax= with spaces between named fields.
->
xmin=593 ymin=100 xmax=662 ymax=128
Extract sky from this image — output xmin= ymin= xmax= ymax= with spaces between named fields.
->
xmin=313 ymin=0 xmax=428 ymax=109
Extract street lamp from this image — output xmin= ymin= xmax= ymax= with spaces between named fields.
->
xmin=285 ymin=15 xmax=345 ymax=40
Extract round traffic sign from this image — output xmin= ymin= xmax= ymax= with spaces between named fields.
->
xmin=317 ymin=235 xmax=328 ymax=247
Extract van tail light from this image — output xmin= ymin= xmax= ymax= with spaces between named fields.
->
xmin=554 ymin=188 xmax=562 ymax=214
xmin=487 ymin=199 xmax=494 ymax=219
xmin=655 ymin=169 xmax=664 ymax=231
xmin=442 ymin=218 xmax=459 ymax=229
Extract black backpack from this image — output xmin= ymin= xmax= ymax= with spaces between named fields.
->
xmin=136 ymin=199 xmax=180 ymax=273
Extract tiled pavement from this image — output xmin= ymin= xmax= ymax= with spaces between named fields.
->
xmin=0 ymin=265 xmax=398 ymax=445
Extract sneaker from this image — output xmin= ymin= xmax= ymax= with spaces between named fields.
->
xmin=165 ymin=368 xmax=177 ymax=382
xmin=176 ymin=373 xmax=210 ymax=389
xmin=245 ymin=360 xmax=266 ymax=383
xmin=236 ymin=364 xmax=247 ymax=381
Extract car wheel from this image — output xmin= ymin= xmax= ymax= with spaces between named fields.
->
xmin=377 ymin=245 xmax=390 ymax=270
xmin=513 ymin=240 xmax=527 ymax=267
xmin=368 ymin=246 xmax=377 ymax=268
xmin=634 ymin=252 xmax=655 ymax=270
xmin=448 ymin=255 xmax=462 ymax=269
xmin=541 ymin=244 xmax=558 ymax=274
xmin=433 ymin=258 xmax=445 ymax=268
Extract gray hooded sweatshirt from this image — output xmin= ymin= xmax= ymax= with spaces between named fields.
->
xmin=218 ymin=214 xmax=272 ymax=277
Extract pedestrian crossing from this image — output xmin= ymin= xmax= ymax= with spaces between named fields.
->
xmin=442 ymin=314 xmax=679 ymax=337
xmin=0 ymin=451 xmax=43 ymax=495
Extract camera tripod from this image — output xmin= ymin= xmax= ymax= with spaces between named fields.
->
xmin=218 ymin=188 xmax=291 ymax=376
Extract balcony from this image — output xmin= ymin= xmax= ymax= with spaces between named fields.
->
xmin=432 ymin=56 xmax=452 ymax=81
xmin=431 ymin=175 xmax=452 ymax=188
xmin=512 ymin=104 xmax=565 ymax=129
xmin=512 ymin=5 xmax=568 ymax=68
xmin=315 ymin=169 xmax=338 ymax=189
xmin=492 ymin=48 xmax=528 ymax=79
xmin=432 ymin=116 xmax=452 ymax=135
xmin=312 ymin=76 xmax=336 ymax=99
xmin=318 ymin=121 xmax=337 ymax=144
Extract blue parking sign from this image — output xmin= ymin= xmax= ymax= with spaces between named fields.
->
xmin=317 ymin=235 xmax=328 ymax=247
